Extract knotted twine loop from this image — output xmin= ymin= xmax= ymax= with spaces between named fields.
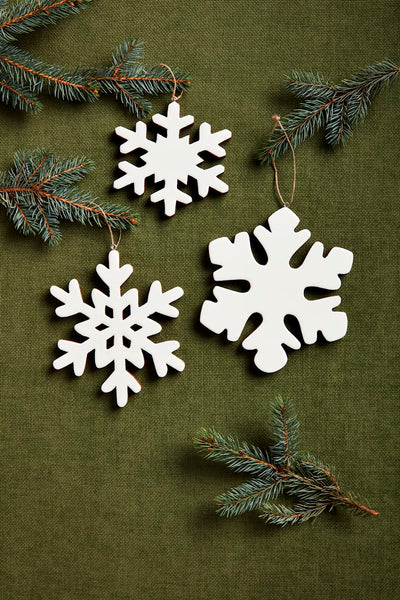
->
xmin=270 ymin=115 xmax=297 ymax=208
xmin=159 ymin=63 xmax=184 ymax=102
xmin=86 ymin=201 xmax=122 ymax=250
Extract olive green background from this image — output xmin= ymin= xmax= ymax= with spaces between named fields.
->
xmin=0 ymin=1 xmax=399 ymax=598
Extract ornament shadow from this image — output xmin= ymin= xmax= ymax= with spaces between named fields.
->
xmin=1 ymin=212 xmax=48 ymax=251
xmin=177 ymin=446 xmax=285 ymax=537
xmin=0 ymin=102 xmax=31 ymax=127
xmin=267 ymin=89 xmax=299 ymax=114
xmin=178 ymin=420 xmax=356 ymax=536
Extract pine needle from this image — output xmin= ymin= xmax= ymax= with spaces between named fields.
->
xmin=0 ymin=3 xmax=190 ymax=114
xmin=0 ymin=149 xmax=138 ymax=244
xmin=258 ymin=60 xmax=399 ymax=163
xmin=194 ymin=399 xmax=379 ymax=526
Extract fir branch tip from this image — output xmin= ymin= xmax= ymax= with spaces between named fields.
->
xmin=194 ymin=398 xmax=379 ymax=526
xmin=0 ymin=149 xmax=138 ymax=244
xmin=0 ymin=3 xmax=190 ymax=114
xmin=259 ymin=59 xmax=399 ymax=163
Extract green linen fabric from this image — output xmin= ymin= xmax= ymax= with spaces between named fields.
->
xmin=0 ymin=1 xmax=399 ymax=598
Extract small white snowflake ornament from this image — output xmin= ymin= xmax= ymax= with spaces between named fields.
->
xmin=200 ymin=207 xmax=353 ymax=372
xmin=113 ymin=101 xmax=232 ymax=216
xmin=51 ymin=250 xmax=184 ymax=407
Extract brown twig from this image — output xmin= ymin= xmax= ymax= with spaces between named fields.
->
xmin=0 ymin=0 xmax=82 ymax=30
xmin=199 ymin=435 xmax=280 ymax=472
xmin=0 ymin=186 xmax=138 ymax=226
xmin=0 ymin=79 xmax=36 ymax=109
xmin=0 ymin=55 xmax=97 ymax=94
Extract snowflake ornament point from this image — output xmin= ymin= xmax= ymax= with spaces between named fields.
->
xmin=51 ymin=250 xmax=184 ymax=407
xmin=200 ymin=206 xmax=353 ymax=372
xmin=113 ymin=101 xmax=232 ymax=216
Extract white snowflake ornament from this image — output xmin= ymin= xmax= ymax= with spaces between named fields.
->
xmin=200 ymin=207 xmax=353 ymax=372
xmin=51 ymin=250 xmax=184 ymax=407
xmin=113 ymin=101 xmax=232 ymax=216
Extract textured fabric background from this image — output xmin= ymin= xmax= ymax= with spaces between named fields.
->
xmin=0 ymin=1 xmax=399 ymax=599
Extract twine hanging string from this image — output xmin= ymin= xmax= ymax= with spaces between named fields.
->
xmin=270 ymin=115 xmax=297 ymax=207
xmin=159 ymin=63 xmax=184 ymax=102
xmin=86 ymin=201 xmax=122 ymax=250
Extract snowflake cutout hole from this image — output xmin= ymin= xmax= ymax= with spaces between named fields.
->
xmin=113 ymin=101 xmax=232 ymax=216
xmin=51 ymin=250 xmax=185 ymax=407
xmin=200 ymin=207 xmax=354 ymax=372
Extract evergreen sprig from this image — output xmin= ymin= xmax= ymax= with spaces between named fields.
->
xmin=0 ymin=149 xmax=138 ymax=244
xmin=258 ymin=60 xmax=399 ymax=163
xmin=195 ymin=398 xmax=379 ymax=526
xmin=0 ymin=1 xmax=190 ymax=115
xmin=92 ymin=40 xmax=189 ymax=116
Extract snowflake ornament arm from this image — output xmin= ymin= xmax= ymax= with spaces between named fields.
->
xmin=129 ymin=279 xmax=185 ymax=377
xmin=113 ymin=120 xmax=155 ymax=195
xmin=51 ymin=250 xmax=184 ymax=407
xmin=51 ymin=278 xmax=100 ymax=377
xmin=113 ymin=101 xmax=232 ymax=217
xmin=200 ymin=207 xmax=353 ymax=372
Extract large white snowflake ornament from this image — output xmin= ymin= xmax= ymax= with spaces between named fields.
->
xmin=200 ymin=207 xmax=353 ymax=372
xmin=113 ymin=101 xmax=232 ymax=216
xmin=51 ymin=250 xmax=184 ymax=407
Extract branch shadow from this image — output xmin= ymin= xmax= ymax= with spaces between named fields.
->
xmin=177 ymin=445 xmax=285 ymax=538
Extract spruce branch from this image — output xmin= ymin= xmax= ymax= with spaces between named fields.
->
xmin=0 ymin=149 xmax=138 ymax=244
xmin=0 ymin=0 xmax=92 ymax=42
xmin=195 ymin=398 xmax=379 ymax=526
xmin=0 ymin=2 xmax=190 ymax=114
xmin=258 ymin=60 xmax=399 ymax=163
xmin=270 ymin=398 xmax=299 ymax=468
xmin=0 ymin=70 xmax=40 ymax=112
xmin=0 ymin=43 xmax=98 ymax=107
xmin=92 ymin=40 xmax=190 ymax=116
